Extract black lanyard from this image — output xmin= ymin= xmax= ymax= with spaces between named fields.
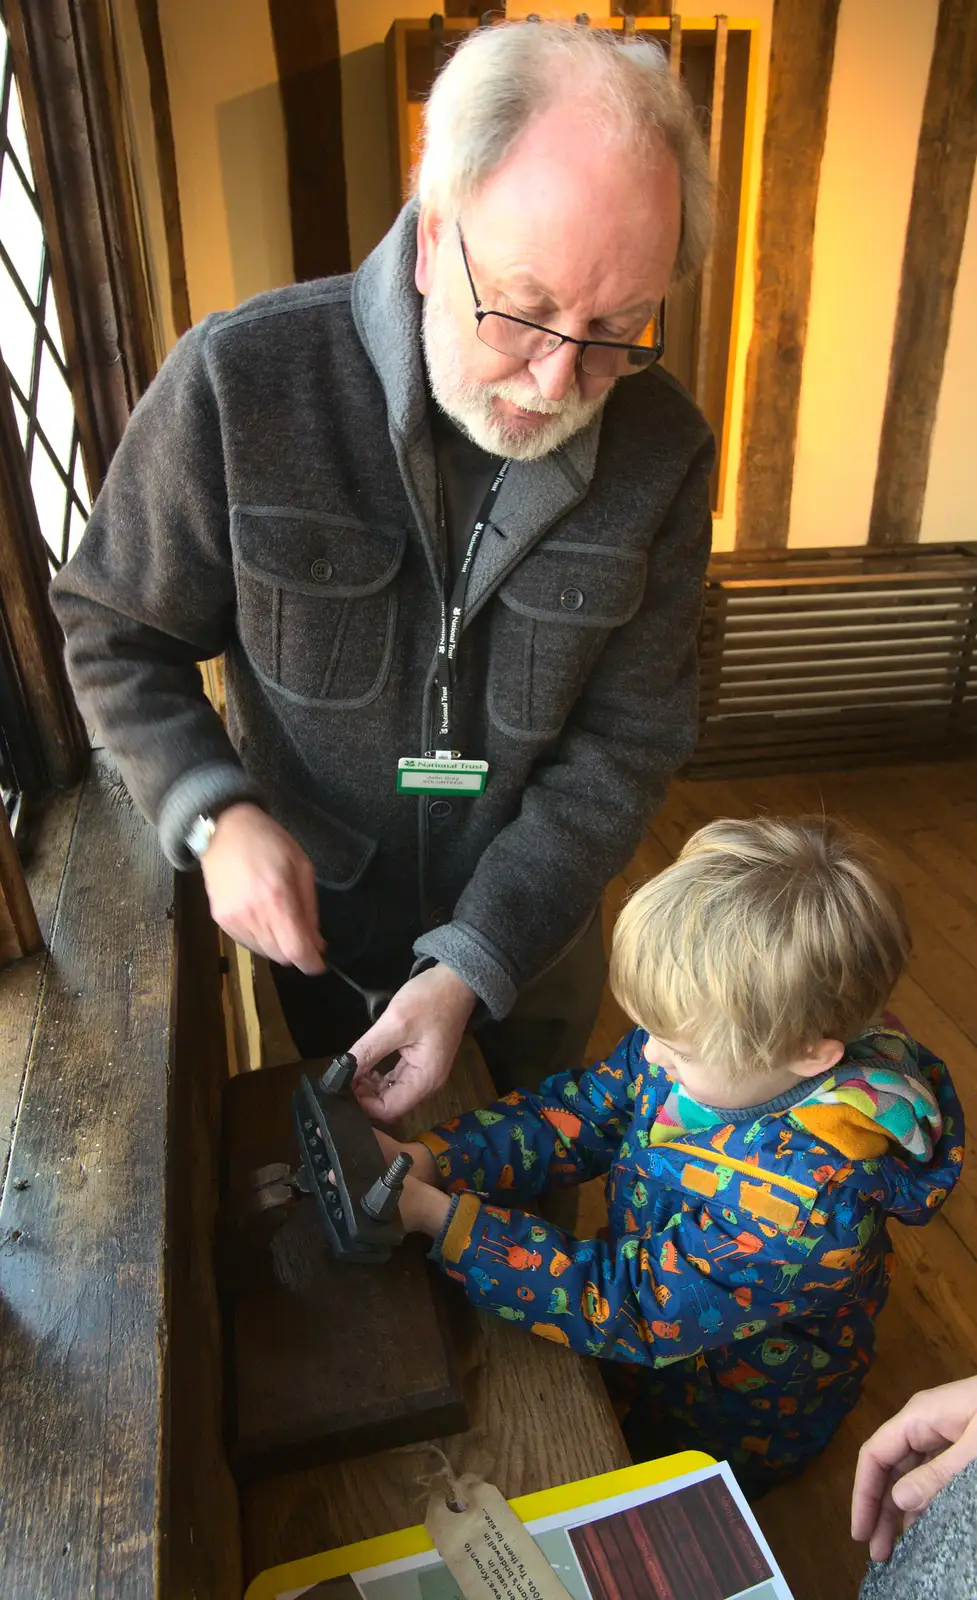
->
xmin=430 ymin=457 xmax=511 ymax=754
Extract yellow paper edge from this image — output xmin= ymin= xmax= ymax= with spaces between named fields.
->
xmin=244 ymin=1450 xmax=715 ymax=1600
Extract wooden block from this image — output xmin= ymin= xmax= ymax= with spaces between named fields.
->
xmin=222 ymin=1058 xmax=468 ymax=1479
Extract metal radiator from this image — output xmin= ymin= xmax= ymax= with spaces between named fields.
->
xmin=687 ymin=543 xmax=977 ymax=777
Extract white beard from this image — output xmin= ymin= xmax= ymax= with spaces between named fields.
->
xmin=421 ymin=269 xmax=610 ymax=461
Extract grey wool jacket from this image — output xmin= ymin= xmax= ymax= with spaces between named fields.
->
xmin=51 ymin=201 xmax=714 ymax=1020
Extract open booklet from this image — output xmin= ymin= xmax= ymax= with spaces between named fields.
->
xmin=246 ymin=1453 xmax=796 ymax=1600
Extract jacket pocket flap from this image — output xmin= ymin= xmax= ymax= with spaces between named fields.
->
xmin=498 ymin=541 xmax=647 ymax=627
xmin=231 ymin=505 xmax=407 ymax=598
xmin=244 ymin=747 xmax=377 ymax=890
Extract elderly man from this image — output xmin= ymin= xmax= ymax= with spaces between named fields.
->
xmin=51 ymin=23 xmax=714 ymax=1120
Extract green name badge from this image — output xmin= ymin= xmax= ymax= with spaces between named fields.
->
xmin=397 ymin=757 xmax=489 ymax=796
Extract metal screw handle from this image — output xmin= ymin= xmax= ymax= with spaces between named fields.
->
xmin=319 ymin=1051 xmax=357 ymax=1095
xmin=361 ymin=1152 xmax=414 ymax=1222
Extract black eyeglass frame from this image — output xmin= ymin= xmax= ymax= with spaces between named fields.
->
xmin=457 ymin=225 xmax=665 ymax=377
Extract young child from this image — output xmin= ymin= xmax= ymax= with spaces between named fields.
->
xmin=387 ymin=817 xmax=964 ymax=1493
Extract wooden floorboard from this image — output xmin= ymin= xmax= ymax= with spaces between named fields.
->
xmin=578 ymin=757 xmax=977 ymax=1600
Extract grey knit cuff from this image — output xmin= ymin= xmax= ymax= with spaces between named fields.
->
xmin=156 ymin=760 xmax=266 ymax=869
xmin=412 ymin=919 xmax=519 ymax=1021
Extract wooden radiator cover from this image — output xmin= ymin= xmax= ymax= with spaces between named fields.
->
xmin=687 ymin=543 xmax=977 ymax=778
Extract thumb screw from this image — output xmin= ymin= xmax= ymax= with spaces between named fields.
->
xmin=319 ymin=1051 xmax=357 ymax=1095
xmin=361 ymin=1152 xmax=414 ymax=1222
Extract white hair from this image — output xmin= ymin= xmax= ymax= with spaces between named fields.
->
xmin=416 ymin=22 xmax=713 ymax=283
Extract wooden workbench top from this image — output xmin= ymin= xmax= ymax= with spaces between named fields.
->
xmin=241 ymin=1035 xmax=631 ymax=1582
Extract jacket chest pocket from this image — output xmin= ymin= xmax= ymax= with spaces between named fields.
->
xmin=488 ymin=541 xmax=647 ymax=739
xmin=231 ymin=506 xmax=406 ymax=707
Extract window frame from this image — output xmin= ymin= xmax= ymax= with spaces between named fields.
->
xmin=0 ymin=0 xmax=160 ymax=951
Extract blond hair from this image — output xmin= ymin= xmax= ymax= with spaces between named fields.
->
xmin=610 ymin=816 xmax=910 ymax=1081
xmin=416 ymin=22 xmax=713 ymax=282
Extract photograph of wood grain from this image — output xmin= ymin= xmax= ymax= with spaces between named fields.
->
xmin=569 ymin=1476 xmax=776 ymax=1600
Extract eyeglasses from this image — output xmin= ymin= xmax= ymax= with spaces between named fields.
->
xmin=457 ymin=226 xmax=665 ymax=379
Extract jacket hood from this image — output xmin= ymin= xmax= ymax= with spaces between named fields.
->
xmin=789 ymin=1025 xmax=944 ymax=1162
xmin=649 ymin=1024 xmax=964 ymax=1225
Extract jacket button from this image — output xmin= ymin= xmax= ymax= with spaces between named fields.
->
xmin=310 ymin=558 xmax=333 ymax=582
xmin=429 ymin=800 xmax=453 ymax=819
xmin=427 ymin=904 xmax=450 ymax=928
xmin=560 ymin=586 xmax=584 ymax=611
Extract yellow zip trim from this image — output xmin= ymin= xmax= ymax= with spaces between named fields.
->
xmin=654 ymin=1141 xmax=819 ymax=1202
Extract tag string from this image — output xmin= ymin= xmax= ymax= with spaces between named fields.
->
xmin=392 ymin=1441 xmax=470 ymax=1513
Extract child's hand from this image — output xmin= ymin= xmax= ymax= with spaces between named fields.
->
xmin=372 ymin=1127 xmax=441 ymax=1188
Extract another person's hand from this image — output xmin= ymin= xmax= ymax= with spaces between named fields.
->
xmin=852 ymin=1376 xmax=977 ymax=1561
xmin=371 ymin=1129 xmax=449 ymax=1237
xmin=200 ymin=802 xmax=325 ymax=974
xmin=351 ymin=964 xmax=477 ymax=1121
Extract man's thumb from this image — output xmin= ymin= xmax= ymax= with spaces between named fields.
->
xmin=349 ymin=1015 xmax=397 ymax=1078
xmin=892 ymin=1445 xmax=966 ymax=1513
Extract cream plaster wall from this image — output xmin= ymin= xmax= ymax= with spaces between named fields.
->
xmin=919 ymin=179 xmax=977 ymax=543
xmin=156 ymin=0 xmax=292 ymax=321
xmin=335 ymin=0 xmax=434 ymax=268
xmin=788 ymin=0 xmax=939 ymax=548
xmin=109 ymin=0 xmax=177 ymax=358
xmin=708 ymin=2 xmax=773 ymax=552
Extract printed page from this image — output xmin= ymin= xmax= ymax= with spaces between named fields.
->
xmin=272 ymin=1462 xmax=795 ymax=1600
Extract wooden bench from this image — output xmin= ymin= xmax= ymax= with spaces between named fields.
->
xmin=0 ymin=755 xmax=628 ymax=1597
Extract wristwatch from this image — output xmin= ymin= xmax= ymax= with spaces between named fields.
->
xmin=186 ymin=813 xmax=219 ymax=860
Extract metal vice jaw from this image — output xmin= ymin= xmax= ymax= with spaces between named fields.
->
xmin=246 ymin=1052 xmax=413 ymax=1265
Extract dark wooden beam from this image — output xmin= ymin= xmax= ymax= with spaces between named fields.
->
xmin=4 ymin=0 xmax=158 ymax=488
xmin=868 ymin=0 xmax=977 ymax=548
xmin=0 ymin=364 xmax=88 ymax=791
xmin=0 ymin=803 xmax=42 ymax=968
xmin=694 ymin=15 xmax=728 ymax=402
xmin=134 ymin=0 xmax=192 ymax=337
xmin=268 ymin=0 xmax=350 ymax=282
xmin=735 ymin=0 xmax=841 ymax=550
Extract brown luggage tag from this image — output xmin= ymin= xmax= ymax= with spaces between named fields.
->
xmin=425 ymin=1470 xmax=573 ymax=1600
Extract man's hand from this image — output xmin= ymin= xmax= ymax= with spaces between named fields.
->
xmin=372 ymin=1129 xmax=450 ymax=1237
xmin=200 ymin=803 xmax=325 ymax=974
xmin=351 ymin=964 xmax=477 ymax=1121
xmin=851 ymin=1376 xmax=977 ymax=1561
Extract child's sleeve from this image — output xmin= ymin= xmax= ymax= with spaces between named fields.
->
xmin=430 ymin=1194 xmax=830 ymax=1367
xmin=418 ymin=1029 xmax=654 ymax=1197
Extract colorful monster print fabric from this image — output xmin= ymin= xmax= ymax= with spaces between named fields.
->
xmin=420 ymin=1024 xmax=963 ymax=1494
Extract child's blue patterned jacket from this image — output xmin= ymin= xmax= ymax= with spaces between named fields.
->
xmin=420 ymin=1023 xmax=963 ymax=1489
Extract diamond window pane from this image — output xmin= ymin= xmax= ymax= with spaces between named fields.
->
xmin=29 ymin=435 xmax=69 ymax=562
xmin=68 ymin=503 xmax=87 ymax=560
xmin=7 ymin=80 xmax=34 ymax=187
xmin=0 ymin=157 xmax=44 ymax=302
xmin=36 ymin=340 xmax=75 ymax=469
xmin=0 ymin=252 xmax=37 ymax=394
xmin=73 ymin=447 xmax=90 ymax=513
xmin=43 ymin=276 xmax=66 ymax=361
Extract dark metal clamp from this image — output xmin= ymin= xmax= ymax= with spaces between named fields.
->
xmin=245 ymin=1051 xmax=413 ymax=1265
